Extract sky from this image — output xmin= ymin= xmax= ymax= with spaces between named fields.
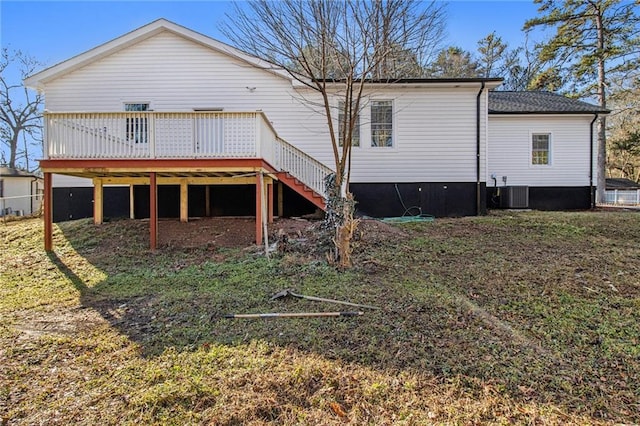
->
xmin=1 ymin=0 xmax=545 ymax=75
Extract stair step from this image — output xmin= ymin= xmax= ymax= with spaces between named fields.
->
xmin=276 ymin=171 xmax=326 ymax=210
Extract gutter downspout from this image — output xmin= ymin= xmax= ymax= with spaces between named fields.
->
xmin=476 ymin=81 xmax=485 ymax=215
xmin=590 ymin=114 xmax=598 ymax=209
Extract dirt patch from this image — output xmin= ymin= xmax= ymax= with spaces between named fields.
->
xmin=154 ymin=216 xmax=406 ymax=253
xmin=12 ymin=307 xmax=109 ymax=340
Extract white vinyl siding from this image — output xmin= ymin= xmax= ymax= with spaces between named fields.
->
xmin=345 ymin=88 xmax=487 ymax=183
xmin=43 ymin=29 xmax=489 ymax=185
xmin=52 ymin=174 xmax=93 ymax=187
xmin=44 ymin=31 xmax=300 ymax=134
xmin=488 ymin=115 xmax=595 ymax=187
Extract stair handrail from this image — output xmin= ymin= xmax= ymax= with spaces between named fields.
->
xmin=273 ymin=137 xmax=333 ymax=198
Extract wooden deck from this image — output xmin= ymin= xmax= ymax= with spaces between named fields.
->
xmin=41 ymin=112 xmax=331 ymax=251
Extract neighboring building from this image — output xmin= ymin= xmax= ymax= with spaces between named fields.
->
xmin=604 ymin=178 xmax=640 ymax=206
xmin=23 ymin=19 xmax=607 ymax=250
xmin=0 ymin=167 xmax=43 ymax=216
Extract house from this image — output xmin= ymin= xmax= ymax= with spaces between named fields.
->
xmin=24 ymin=19 xmax=607 ymax=251
xmin=0 ymin=167 xmax=43 ymax=217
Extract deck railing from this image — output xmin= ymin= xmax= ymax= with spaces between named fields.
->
xmin=44 ymin=111 xmax=332 ymax=197
xmin=45 ymin=112 xmax=262 ymax=159
xmin=274 ymin=138 xmax=332 ymax=196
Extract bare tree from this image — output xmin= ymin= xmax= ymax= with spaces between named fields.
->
xmin=222 ymin=0 xmax=445 ymax=267
xmin=1 ymin=48 xmax=44 ymax=171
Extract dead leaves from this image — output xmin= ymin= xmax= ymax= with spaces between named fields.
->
xmin=329 ymin=401 xmax=348 ymax=419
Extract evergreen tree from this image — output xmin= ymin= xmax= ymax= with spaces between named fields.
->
xmin=427 ymin=46 xmax=479 ymax=78
xmin=524 ymin=0 xmax=640 ymax=202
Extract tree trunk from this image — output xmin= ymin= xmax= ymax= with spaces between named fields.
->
xmin=595 ymin=6 xmax=607 ymax=203
xmin=597 ymin=116 xmax=607 ymax=202
xmin=335 ymin=191 xmax=358 ymax=269
xmin=9 ymin=133 xmax=18 ymax=169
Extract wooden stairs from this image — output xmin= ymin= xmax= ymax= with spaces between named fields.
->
xmin=277 ymin=172 xmax=326 ymax=210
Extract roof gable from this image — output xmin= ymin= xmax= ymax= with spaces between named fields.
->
xmin=489 ymin=91 xmax=608 ymax=115
xmin=24 ymin=19 xmax=292 ymax=90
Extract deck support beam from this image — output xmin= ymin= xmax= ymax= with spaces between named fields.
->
xmin=93 ymin=178 xmax=103 ymax=225
xmin=150 ymin=172 xmax=158 ymax=251
xmin=43 ymin=172 xmax=53 ymax=252
xmin=180 ymin=179 xmax=188 ymax=223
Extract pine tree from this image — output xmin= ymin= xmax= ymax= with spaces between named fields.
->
xmin=524 ymin=0 xmax=640 ymax=202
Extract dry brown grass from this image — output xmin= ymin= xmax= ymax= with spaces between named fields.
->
xmin=1 ymin=211 xmax=639 ymax=425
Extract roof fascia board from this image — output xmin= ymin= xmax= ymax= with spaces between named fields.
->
xmin=318 ymin=80 xmax=502 ymax=90
xmin=489 ymin=110 xmax=610 ymax=116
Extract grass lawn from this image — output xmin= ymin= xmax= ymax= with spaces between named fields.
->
xmin=1 ymin=211 xmax=639 ymax=425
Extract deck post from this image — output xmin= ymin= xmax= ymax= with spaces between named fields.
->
xmin=205 ymin=185 xmax=211 ymax=217
xmin=267 ymin=182 xmax=274 ymax=223
xmin=255 ymin=173 xmax=263 ymax=245
xmin=150 ymin=172 xmax=158 ymax=251
xmin=277 ymin=182 xmax=284 ymax=218
xmin=43 ymin=172 xmax=53 ymax=251
xmin=180 ymin=179 xmax=188 ymax=223
xmin=129 ymin=184 xmax=135 ymax=219
xmin=93 ymin=178 xmax=103 ymax=225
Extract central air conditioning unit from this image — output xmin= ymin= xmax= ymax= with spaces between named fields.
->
xmin=500 ymin=186 xmax=529 ymax=209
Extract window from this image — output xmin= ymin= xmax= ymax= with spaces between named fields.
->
xmin=371 ymin=100 xmax=393 ymax=147
xmin=0 ymin=179 xmax=3 ymax=198
xmin=125 ymin=103 xmax=149 ymax=143
xmin=338 ymin=101 xmax=360 ymax=147
xmin=532 ymin=133 xmax=550 ymax=165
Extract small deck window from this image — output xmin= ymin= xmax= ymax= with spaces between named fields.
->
xmin=338 ymin=101 xmax=360 ymax=147
xmin=371 ymin=100 xmax=393 ymax=147
xmin=125 ymin=103 xmax=149 ymax=144
xmin=532 ymin=133 xmax=550 ymax=165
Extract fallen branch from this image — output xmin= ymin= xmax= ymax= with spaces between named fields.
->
xmin=223 ymin=311 xmax=363 ymax=319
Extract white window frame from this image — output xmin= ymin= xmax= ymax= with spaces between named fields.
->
xmin=123 ymin=102 xmax=151 ymax=111
xmin=370 ymin=100 xmax=394 ymax=148
xmin=530 ymin=132 xmax=552 ymax=166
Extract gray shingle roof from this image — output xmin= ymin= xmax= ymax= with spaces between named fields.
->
xmin=489 ymin=91 xmax=608 ymax=114
xmin=606 ymin=178 xmax=640 ymax=189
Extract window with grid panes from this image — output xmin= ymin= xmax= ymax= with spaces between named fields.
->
xmin=532 ymin=133 xmax=550 ymax=165
xmin=371 ymin=100 xmax=393 ymax=147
